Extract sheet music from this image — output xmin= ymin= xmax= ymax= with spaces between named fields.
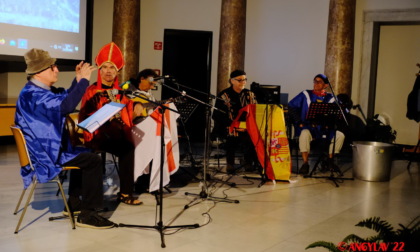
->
xmin=77 ymin=102 xmax=126 ymax=133
xmin=306 ymin=102 xmax=342 ymax=121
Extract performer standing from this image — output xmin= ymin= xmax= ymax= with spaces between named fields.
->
xmin=79 ymin=42 xmax=142 ymax=205
xmin=212 ymin=70 xmax=258 ymax=174
xmin=15 ymin=48 xmax=115 ymax=228
xmin=288 ymin=74 xmax=345 ymax=175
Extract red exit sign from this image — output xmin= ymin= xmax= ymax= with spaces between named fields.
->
xmin=154 ymin=41 xmax=162 ymax=50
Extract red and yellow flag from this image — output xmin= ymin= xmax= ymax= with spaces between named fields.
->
xmin=231 ymin=104 xmax=291 ymax=181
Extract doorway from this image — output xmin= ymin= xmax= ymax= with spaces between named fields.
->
xmin=360 ymin=9 xmax=420 ymax=145
xmin=162 ymin=29 xmax=213 ymax=142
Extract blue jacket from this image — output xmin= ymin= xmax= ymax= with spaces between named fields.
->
xmin=288 ymin=90 xmax=336 ymax=138
xmin=15 ymin=79 xmax=89 ymax=188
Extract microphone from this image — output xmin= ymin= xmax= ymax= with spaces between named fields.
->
xmin=111 ymin=89 xmax=128 ymax=95
xmin=154 ymin=75 xmax=174 ymax=81
xmin=111 ymin=89 xmax=139 ymax=96
xmin=119 ymin=80 xmax=131 ymax=90
xmin=118 ymin=80 xmax=138 ymax=93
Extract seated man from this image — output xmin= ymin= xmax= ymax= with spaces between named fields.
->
xmin=79 ymin=42 xmax=142 ymax=205
xmin=15 ymin=48 xmax=115 ymax=228
xmin=288 ymin=74 xmax=345 ymax=175
xmin=212 ymin=70 xmax=258 ymax=174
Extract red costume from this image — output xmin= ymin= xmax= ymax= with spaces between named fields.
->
xmin=79 ymin=42 xmax=139 ymax=203
xmin=79 ymin=42 xmax=134 ymax=144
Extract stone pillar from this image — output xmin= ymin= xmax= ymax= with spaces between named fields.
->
xmin=324 ymin=0 xmax=356 ymax=95
xmin=217 ymin=0 xmax=247 ymax=93
xmin=112 ymin=0 xmax=140 ymax=82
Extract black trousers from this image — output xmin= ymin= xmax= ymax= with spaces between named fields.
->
xmin=99 ymin=138 xmax=135 ymax=195
xmin=63 ymin=152 xmax=103 ymax=210
xmin=225 ymin=132 xmax=258 ymax=167
xmin=86 ymin=120 xmax=136 ymax=196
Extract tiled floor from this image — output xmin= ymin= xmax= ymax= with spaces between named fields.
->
xmin=0 ymin=139 xmax=419 ymax=252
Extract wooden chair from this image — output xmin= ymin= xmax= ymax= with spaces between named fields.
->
xmin=65 ymin=112 xmax=85 ymax=147
xmin=11 ymin=125 xmax=79 ymax=234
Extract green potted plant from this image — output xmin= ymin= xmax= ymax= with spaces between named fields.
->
xmin=306 ymin=216 xmax=420 ymax=252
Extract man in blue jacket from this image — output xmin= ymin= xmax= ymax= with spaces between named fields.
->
xmin=15 ymin=48 xmax=115 ymax=229
xmin=288 ymin=74 xmax=345 ymax=175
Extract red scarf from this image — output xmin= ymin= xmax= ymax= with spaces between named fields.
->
xmin=312 ymin=89 xmax=326 ymax=96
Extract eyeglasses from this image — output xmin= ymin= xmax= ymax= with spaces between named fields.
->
xmin=36 ymin=64 xmax=57 ymax=74
xmin=313 ymin=80 xmax=324 ymax=84
xmin=233 ymin=78 xmax=247 ymax=82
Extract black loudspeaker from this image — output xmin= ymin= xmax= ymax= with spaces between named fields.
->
xmin=134 ymin=174 xmax=150 ymax=194
xmin=251 ymin=82 xmax=281 ymax=104
xmin=169 ymin=166 xmax=199 ymax=188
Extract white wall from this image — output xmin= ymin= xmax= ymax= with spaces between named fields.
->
xmin=246 ymin=0 xmax=329 ymax=99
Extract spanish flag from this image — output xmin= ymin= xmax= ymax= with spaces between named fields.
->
xmin=230 ymin=104 xmax=291 ymax=181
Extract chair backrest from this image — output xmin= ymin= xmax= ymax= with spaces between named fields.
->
xmin=65 ymin=112 xmax=85 ymax=147
xmin=10 ymin=126 xmax=32 ymax=169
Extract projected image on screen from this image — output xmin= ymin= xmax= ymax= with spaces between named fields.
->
xmin=0 ymin=0 xmax=88 ymax=61
xmin=0 ymin=1 xmax=80 ymax=33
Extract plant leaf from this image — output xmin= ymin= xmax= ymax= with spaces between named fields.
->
xmin=355 ymin=216 xmax=394 ymax=238
xmin=342 ymin=234 xmax=366 ymax=243
xmin=306 ymin=241 xmax=342 ymax=252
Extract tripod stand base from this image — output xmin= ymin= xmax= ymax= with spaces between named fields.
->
xmin=242 ymin=175 xmax=289 ymax=187
xmin=184 ymin=191 xmax=240 ymax=204
xmin=303 ymin=152 xmax=354 ymax=187
xmin=304 ymin=173 xmax=354 ymax=187
xmin=305 ymin=159 xmax=354 ymax=187
xmin=119 ymin=222 xmax=199 ymax=248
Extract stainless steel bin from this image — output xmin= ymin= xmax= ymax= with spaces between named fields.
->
xmin=352 ymin=141 xmax=394 ymax=182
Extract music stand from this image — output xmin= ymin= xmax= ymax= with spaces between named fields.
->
xmin=303 ymin=102 xmax=353 ymax=187
xmin=174 ymin=102 xmax=198 ymax=123
xmin=306 ymin=103 xmax=342 ymax=122
xmin=174 ymin=101 xmax=201 ymax=182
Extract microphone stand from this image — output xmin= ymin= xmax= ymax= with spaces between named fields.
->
xmin=352 ymin=104 xmax=368 ymax=123
xmin=241 ymin=102 xmax=269 ymax=187
xmin=118 ymin=91 xmax=199 ymax=248
xmin=304 ymin=81 xmax=353 ymax=187
xmin=159 ymin=80 xmax=239 ymax=205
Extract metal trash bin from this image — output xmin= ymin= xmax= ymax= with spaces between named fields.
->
xmin=352 ymin=141 xmax=394 ymax=182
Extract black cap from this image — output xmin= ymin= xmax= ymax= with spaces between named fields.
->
xmin=314 ymin=74 xmax=329 ymax=84
xmin=230 ymin=70 xmax=246 ymax=79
